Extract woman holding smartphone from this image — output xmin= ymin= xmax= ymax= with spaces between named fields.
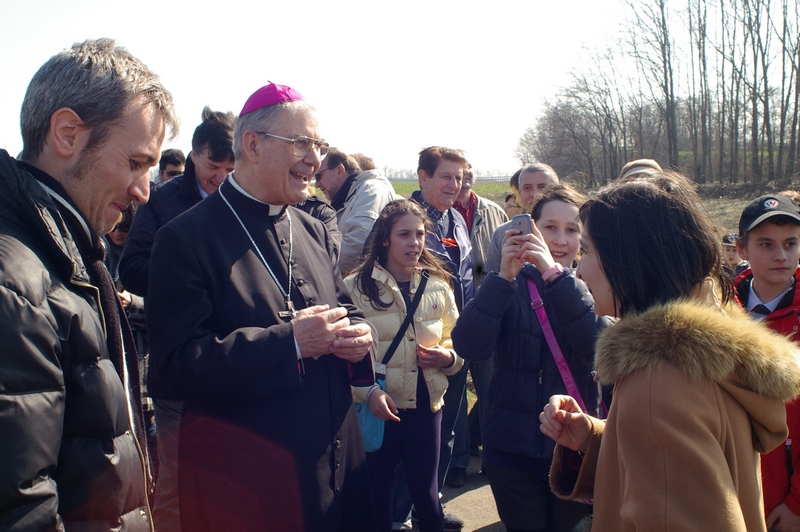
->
xmin=453 ymin=184 xmax=614 ymax=532
xmin=345 ymin=199 xmax=462 ymax=532
xmin=540 ymin=172 xmax=800 ymax=531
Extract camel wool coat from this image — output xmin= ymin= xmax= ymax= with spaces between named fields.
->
xmin=550 ymin=300 xmax=800 ymax=532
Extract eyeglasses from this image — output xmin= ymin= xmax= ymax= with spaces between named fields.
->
xmin=112 ymin=225 xmax=129 ymax=234
xmin=165 ymin=170 xmax=183 ymax=177
xmin=315 ymin=167 xmax=331 ymax=181
xmin=255 ymin=132 xmax=330 ymax=158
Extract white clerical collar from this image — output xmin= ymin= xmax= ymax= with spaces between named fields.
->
xmin=35 ymin=180 xmax=92 ymax=242
xmin=748 ymin=280 xmax=793 ymax=313
xmin=228 ymin=174 xmax=284 ymax=216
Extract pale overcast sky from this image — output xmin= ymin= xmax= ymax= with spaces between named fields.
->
xmin=0 ymin=0 xmax=626 ymax=174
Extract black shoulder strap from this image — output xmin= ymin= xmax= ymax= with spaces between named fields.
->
xmin=379 ymin=271 xmax=430 ymax=370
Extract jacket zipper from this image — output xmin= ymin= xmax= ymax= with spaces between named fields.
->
xmin=73 ymin=278 xmax=155 ymax=531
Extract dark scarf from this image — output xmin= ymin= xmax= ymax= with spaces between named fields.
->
xmin=330 ymin=172 xmax=359 ymax=211
xmin=17 ymin=161 xmax=151 ymax=484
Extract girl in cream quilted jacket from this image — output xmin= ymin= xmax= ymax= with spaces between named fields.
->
xmin=345 ymin=199 xmax=461 ymax=532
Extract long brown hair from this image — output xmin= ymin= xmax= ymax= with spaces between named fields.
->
xmin=354 ymin=199 xmax=451 ymax=310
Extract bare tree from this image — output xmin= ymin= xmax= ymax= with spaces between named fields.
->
xmin=625 ymin=0 xmax=681 ymax=167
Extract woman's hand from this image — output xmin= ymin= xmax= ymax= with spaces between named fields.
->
xmin=369 ymin=388 xmax=400 ymax=422
xmin=539 ymin=395 xmax=593 ymax=453
xmin=416 ymin=344 xmax=454 ymax=369
xmin=499 ymin=222 xmax=557 ymax=282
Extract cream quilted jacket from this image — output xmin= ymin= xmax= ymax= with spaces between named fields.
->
xmin=345 ymin=264 xmax=462 ymax=411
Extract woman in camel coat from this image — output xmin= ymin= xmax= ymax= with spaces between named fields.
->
xmin=540 ymin=172 xmax=800 ymax=531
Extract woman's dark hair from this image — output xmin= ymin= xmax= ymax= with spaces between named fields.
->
xmin=354 ymin=199 xmax=451 ymax=310
xmin=579 ymin=172 xmax=729 ymax=317
xmin=530 ymin=183 xmax=587 ymax=221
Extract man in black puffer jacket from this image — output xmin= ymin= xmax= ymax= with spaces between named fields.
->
xmin=0 ymin=39 xmax=177 ymax=531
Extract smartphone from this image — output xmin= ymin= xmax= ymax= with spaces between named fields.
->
xmin=511 ymin=213 xmax=532 ymax=235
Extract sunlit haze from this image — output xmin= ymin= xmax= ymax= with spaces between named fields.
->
xmin=0 ymin=0 xmax=625 ymax=175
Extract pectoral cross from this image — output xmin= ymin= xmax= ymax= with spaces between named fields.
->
xmin=279 ymin=299 xmax=297 ymax=320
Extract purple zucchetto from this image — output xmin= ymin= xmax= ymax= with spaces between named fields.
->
xmin=239 ymin=82 xmax=304 ymax=116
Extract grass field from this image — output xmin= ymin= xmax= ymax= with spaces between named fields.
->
xmin=390 ymin=180 xmax=511 ymax=206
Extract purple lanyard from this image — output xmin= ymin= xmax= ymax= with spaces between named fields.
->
xmin=527 ymin=278 xmax=587 ymax=412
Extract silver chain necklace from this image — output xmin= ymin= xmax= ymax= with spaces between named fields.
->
xmin=218 ymin=185 xmax=296 ymax=320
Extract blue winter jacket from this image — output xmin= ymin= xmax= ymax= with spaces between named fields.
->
xmin=452 ymin=265 xmax=614 ymax=460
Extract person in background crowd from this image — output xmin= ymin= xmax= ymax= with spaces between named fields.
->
xmin=120 ymin=106 xmax=236 ymax=297
xmin=541 ymin=173 xmax=800 ymax=532
xmin=617 ymin=158 xmax=663 ymax=180
xmin=508 ymin=169 xmax=523 ymax=215
xmin=346 ymin=199 xmax=462 ymax=532
xmin=0 ymin=37 xmax=177 ymax=531
xmin=316 ymin=148 xmax=400 ymax=275
xmin=722 ymin=232 xmax=749 ymax=281
xmin=353 ymin=152 xmax=377 ymax=171
xmin=448 ymin=162 xmax=508 ymax=487
xmin=157 ymin=148 xmax=185 ymax=183
xmin=104 ymin=203 xmax=156 ymax=478
xmin=733 ymin=195 xmax=800 ymax=532
xmin=504 ymin=192 xmax=523 ymax=218
xmin=454 ymin=184 xmax=612 ymax=532
xmin=146 ymin=82 xmax=376 ymax=532
xmin=487 ymin=164 xmax=559 ymax=273
xmin=454 ymin=163 xmax=508 ymax=288
xmin=120 ymin=105 xmax=236 ymax=532
xmin=294 ymin=194 xmax=343 ymax=262
xmin=105 ymin=203 xmax=136 ymax=282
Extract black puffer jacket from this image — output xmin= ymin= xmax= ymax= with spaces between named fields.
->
xmin=119 ymin=157 xmax=203 ymax=298
xmin=0 ymin=150 xmax=150 ymax=531
xmin=452 ymin=266 xmax=614 ymax=460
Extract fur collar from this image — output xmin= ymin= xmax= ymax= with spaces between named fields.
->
xmin=595 ymin=299 xmax=800 ymax=401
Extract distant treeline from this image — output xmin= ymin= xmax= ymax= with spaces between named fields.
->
xmin=517 ymin=0 xmax=800 ymax=188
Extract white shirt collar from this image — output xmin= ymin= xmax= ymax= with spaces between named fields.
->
xmin=747 ymin=280 xmax=793 ymax=313
xmin=228 ymin=174 xmax=284 ymax=216
xmin=196 ymin=179 xmax=209 ymax=199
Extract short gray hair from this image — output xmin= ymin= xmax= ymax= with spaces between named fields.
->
xmin=20 ymin=38 xmax=178 ymax=160
xmin=232 ymin=100 xmax=313 ymax=160
xmin=520 ymin=162 xmax=559 ymax=183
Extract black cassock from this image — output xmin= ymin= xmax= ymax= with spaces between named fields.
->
xmin=148 ymin=179 xmax=376 ymax=532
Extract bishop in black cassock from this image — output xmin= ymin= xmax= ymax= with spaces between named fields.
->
xmin=146 ymin=84 xmax=377 ymax=532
